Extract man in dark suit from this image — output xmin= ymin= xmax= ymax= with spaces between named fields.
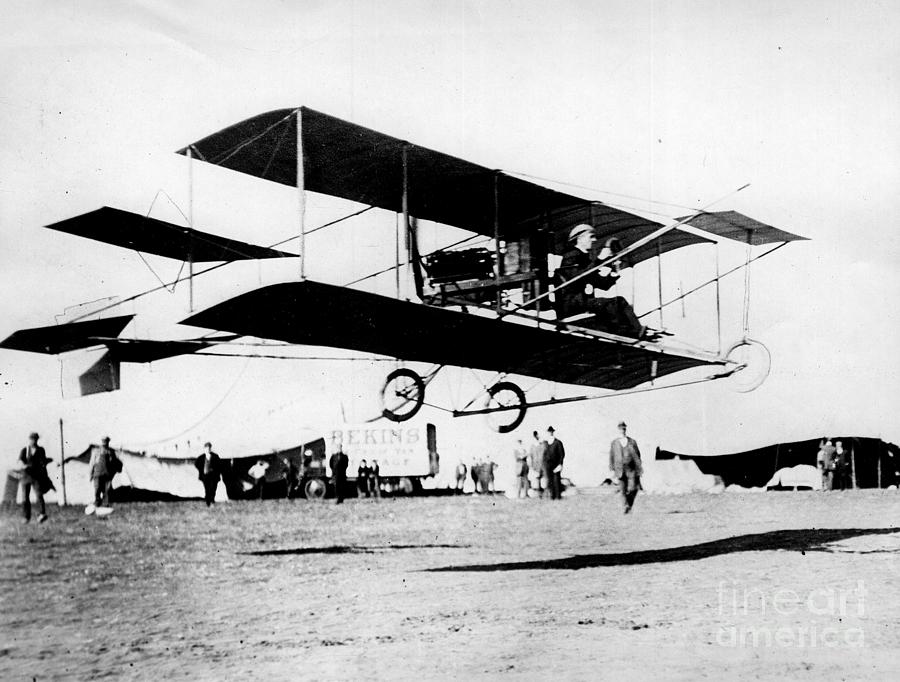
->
xmin=554 ymin=224 xmax=644 ymax=338
xmin=19 ymin=432 xmax=52 ymax=523
xmin=543 ymin=426 xmax=565 ymax=500
xmin=194 ymin=441 xmax=222 ymax=506
xmin=329 ymin=449 xmax=349 ymax=504
xmin=609 ymin=421 xmax=643 ymax=513
xmin=832 ymin=440 xmax=850 ymax=490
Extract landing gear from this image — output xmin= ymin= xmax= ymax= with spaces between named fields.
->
xmin=725 ymin=338 xmax=771 ymax=393
xmin=381 ymin=368 xmax=426 ymax=422
xmin=484 ymin=381 xmax=527 ymax=433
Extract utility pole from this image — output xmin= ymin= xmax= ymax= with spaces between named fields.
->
xmin=58 ymin=418 xmax=67 ymax=506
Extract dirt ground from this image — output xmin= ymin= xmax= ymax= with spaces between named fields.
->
xmin=2 ymin=488 xmax=899 ymax=681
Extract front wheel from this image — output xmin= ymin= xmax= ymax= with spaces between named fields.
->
xmin=724 ymin=339 xmax=771 ymax=393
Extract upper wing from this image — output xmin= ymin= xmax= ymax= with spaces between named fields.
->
xmin=176 ymin=107 xmax=668 ymax=243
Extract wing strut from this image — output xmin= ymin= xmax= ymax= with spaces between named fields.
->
xmin=637 ymin=242 xmax=788 ymax=322
xmin=296 ymin=108 xmax=307 ymax=280
xmin=187 ymin=146 xmax=194 ymax=311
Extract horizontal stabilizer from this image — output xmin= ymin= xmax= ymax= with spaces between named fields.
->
xmin=0 ymin=315 xmax=134 ymax=355
xmin=103 ymin=337 xmax=229 ymax=363
xmin=46 ymin=207 xmax=295 ymax=262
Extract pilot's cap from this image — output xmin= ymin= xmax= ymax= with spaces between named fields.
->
xmin=568 ymin=224 xmax=595 ymax=241
xmin=617 ymin=421 xmax=627 ymax=428
xmin=101 ymin=436 xmax=111 ymax=444
xmin=29 ymin=432 xmax=39 ymax=440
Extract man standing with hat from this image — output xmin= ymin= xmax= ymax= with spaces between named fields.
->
xmin=554 ymin=223 xmax=645 ymax=338
xmin=528 ymin=430 xmax=547 ymax=497
xmin=18 ymin=432 xmax=51 ymax=523
xmin=329 ymin=448 xmax=349 ymax=504
xmin=543 ymin=426 xmax=565 ymax=500
xmin=88 ymin=436 xmax=120 ymax=511
xmin=609 ymin=421 xmax=643 ymax=513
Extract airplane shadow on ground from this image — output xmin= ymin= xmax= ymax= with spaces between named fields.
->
xmin=242 ymin=544 xmax=469 ymax=556
xmin=425 ymin=527 xmax=900 ymax=572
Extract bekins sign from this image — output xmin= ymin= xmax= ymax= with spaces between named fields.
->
xmin=328 ymin=425 xmax=431 ymax=478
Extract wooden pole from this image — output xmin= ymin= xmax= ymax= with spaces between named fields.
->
xmin=296 ymin=109 xmax=306 ymax=280
xmin=877 ymin=443 xmax=882 ymax=489
xmin=851 ymin=442 xmax=857 ymax=489
xmin=58 ymin=418 xmax=67 ymax=506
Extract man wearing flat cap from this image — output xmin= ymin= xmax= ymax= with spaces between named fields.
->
xmin=88 ymin=436 xmax=120 ymax=510
xmin=609 ymin=421 xmax=643 ymax=513
xmin=18 ymin=432 xmax=52 ymax=523
xmin=554 ymin=224 xmax=644 ymax=337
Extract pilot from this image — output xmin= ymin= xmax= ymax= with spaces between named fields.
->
xmin=554 ymin=224 xmax=645 ymax=338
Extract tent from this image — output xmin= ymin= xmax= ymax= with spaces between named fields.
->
xmin=58 ymin=444 xmax=211 ymax=504
xmin=657 ymin=437 xmax=900 ymax=489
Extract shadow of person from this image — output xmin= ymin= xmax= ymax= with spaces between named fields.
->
xmin=424 ymin=527 xmax=900 ymax=572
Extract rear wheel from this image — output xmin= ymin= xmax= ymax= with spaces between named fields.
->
xmin=381 ymin=368 xmax=426 ymax=422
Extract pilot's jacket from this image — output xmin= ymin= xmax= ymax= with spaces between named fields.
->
xmin=555 ymin=247 xmax=618 ymax=316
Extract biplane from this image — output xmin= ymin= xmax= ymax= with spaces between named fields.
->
xmin=1 ymin=107 xmax=806 ymax=432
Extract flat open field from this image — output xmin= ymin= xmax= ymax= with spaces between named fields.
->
xmin=2 ymin=489 xmax=899 ymax=681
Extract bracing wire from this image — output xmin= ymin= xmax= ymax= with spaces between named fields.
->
xmin=124 ymin=356 xmax=253 ymax=448
xmin=69 ymin=205 xmax=376 ymax=324
xmin=504 ymin=168 xmax=703 ymax=215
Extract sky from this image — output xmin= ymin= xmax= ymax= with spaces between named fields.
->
xmin=1 ymin=0 xmax=898 ymax=489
